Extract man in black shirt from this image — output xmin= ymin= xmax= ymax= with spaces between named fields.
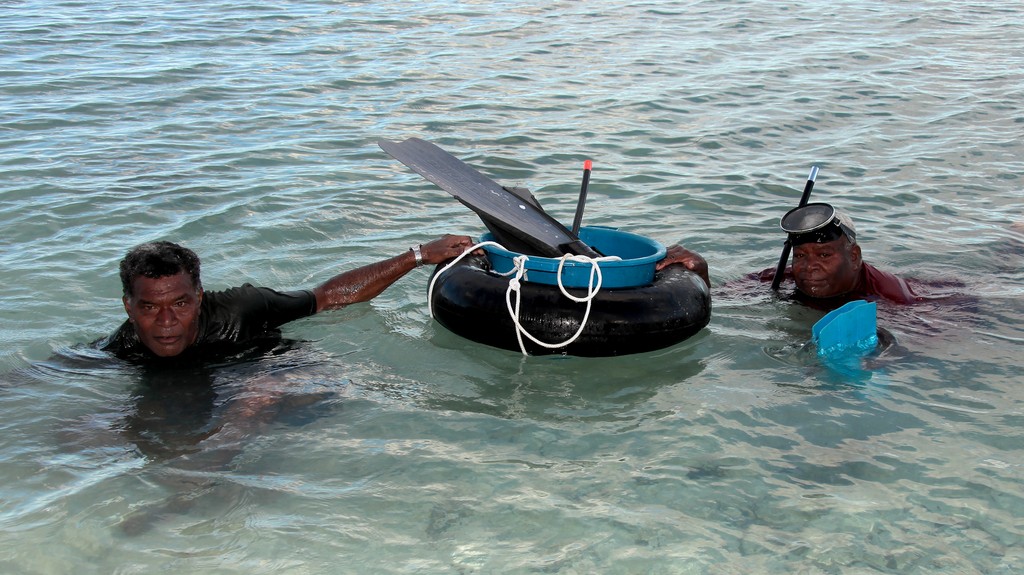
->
xmin=100 ymin=235 xmax=475 ymax=362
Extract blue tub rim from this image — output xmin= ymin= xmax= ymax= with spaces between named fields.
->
xmin=481 ymin=226 xmax=666 ymax=289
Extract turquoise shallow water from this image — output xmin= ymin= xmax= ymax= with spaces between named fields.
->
xmin=2 ymin=1 xmax=1023 ymax=573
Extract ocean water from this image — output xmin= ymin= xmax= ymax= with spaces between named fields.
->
xmin=1 ymin=1 xmax=1023 ymax=573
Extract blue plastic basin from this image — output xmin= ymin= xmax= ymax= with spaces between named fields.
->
xmin=482 ymin=226 xmax=666 ymax=289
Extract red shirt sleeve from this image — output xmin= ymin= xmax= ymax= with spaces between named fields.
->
xmin=861 ymin=263 xmax=920 ymax=304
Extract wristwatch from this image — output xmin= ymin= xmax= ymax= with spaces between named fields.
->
xmin=410 ymin=245 xmax=423 ymax=266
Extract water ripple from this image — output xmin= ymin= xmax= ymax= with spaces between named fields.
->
xmin=2 ymin=1 xmax=1024 ymax=572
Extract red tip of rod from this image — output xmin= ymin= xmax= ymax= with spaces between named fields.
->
xmin=583 ymin=160 xmax=593 ymax=170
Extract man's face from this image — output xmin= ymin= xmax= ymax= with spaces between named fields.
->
xmin=791 ymin=238 xmax=862 ymax=299
xmin=123 ymin=272 xmax=202 ymax=357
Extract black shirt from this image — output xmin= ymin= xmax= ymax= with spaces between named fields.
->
xmin=98 ymin=284 xmax=317 ymax=363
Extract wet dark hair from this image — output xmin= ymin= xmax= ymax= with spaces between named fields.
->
xmin=119 ymin=241 xmax=202 ymax=298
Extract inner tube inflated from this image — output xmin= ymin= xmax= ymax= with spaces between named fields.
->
xmin=429 ymin=254 xmax=711 ymax=356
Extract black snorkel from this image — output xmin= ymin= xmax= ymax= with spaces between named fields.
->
xmin=770 ymin=166 xmax=819 ymax=291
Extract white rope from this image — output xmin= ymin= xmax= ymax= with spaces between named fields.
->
xmin=426 ymin=240 xmax=620 ymax=356
xmin=427 ymin=241 xmax=508 ymax=318
xmin=507 ymin=252 xmax=622 ymax=355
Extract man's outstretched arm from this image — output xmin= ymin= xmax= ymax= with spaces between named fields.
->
xmin=312 ymin=234 xmax=475 ymax=312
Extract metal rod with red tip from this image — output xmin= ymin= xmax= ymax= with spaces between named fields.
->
xmin=571 ymin=159 xmax=592 ymax=236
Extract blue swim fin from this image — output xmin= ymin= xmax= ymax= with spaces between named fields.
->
xmin=812 ymin=300 xmax=878 ymax=356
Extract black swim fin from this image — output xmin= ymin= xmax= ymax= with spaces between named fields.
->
xmin=378 ymin=137 xmax=599 ymax=258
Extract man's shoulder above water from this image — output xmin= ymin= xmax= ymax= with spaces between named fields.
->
xmin=858 ymin=263 xmax=921 ymax=305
